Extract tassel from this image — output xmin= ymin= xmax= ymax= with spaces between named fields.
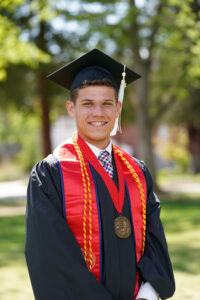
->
xmin=111 ymin=65 xmax=126 ymax=136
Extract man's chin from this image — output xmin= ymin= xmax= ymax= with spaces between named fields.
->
xmin=84 ymin=133 xmax=110 ymax=145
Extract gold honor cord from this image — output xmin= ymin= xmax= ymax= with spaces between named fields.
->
xmin=113 ymin=146 xmax=146 ymax=254
xmin=72 ymin=133 xmax=146 ymax=272
xmin=72 ymin=134 xmax=93 ymax=270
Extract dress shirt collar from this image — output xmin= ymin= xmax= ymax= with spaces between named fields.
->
xmin=86 ymin=140 xmax=112 ymax=159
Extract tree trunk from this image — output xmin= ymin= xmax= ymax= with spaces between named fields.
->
xmin=188 ymin=125 xmax=200 ymax=173
xmin=135 ymin=61 xmax=156 ymax=181
xmin=128 ymin=0 xmax=157 ymax=183
xmin=39 ymin=72 xmax=52 ymax=157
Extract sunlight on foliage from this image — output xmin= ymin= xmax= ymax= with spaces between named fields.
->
xmin=165 ymin=1 xmax=200 ymax=87
xmin=0 ymin=3 xmax=51 ymax=82
xmin=0 ymin=0 xmax=24 ymax=11
xmin=29 ymin=0 xmax=57 ymax=21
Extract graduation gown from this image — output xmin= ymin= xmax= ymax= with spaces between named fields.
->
xmin=25 ymin=154 xmax=175 ymax=300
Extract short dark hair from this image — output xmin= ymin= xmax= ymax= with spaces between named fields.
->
xmin=69 ymin=79 xmax=118 ymax=103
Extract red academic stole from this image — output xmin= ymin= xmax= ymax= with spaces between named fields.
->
xmin=54 ymin=136 xmax=147 ymax=299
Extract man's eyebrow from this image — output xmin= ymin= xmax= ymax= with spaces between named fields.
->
xmin=103 ymin=99 xmax=115 ymax=102
xmin=80 ymin=99 xmax=94 ymax=102
xmin=80 ymin=98 xmax=115 ymax=102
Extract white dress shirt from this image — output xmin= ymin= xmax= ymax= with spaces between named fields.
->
xmin=86 ymin=141 xmax=159 ymax=300
xmin=86 ymin=141 xmax=113 ymax=159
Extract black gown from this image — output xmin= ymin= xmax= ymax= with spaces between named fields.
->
xmin=25 ymin=154 xmax=175 ymax=300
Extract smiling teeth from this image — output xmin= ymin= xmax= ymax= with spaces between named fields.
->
xmin=91 ymin=122 xmax=105 ymax=125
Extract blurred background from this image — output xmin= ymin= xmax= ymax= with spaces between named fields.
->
xmin=0 ymin=0 xmax=200 ymax=299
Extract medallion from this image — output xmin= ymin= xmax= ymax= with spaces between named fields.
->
xmin=114 ymin=215 xmax=132 ymax=239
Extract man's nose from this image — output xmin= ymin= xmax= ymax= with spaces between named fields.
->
xmin=92 ymin=104 xmax=104 ymax=115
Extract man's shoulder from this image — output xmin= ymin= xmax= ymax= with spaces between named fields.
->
xmin=44 ymin=153 xmax=58 ymax=164
xmin=131 ymin=156 xmax=147 ymax=172
xmin=113 ymin=144 xmax=147 ymax=172
xmin=31 ymin=154 xmax=59 ymax=177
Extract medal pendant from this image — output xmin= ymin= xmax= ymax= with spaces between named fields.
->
xmin=114 ymin=215 xmax=132 ymax=239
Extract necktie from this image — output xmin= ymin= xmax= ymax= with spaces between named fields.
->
xmin=98 ymin=150 xmax=113 ymax=178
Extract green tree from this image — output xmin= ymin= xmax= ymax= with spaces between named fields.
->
xmin=67 ymin=0 xmax=169 ymax=179
xmin=0 ymin=0 xmax=50 ymax=82
xmin=77 ymin=0 xmax=200 ymax=176
xmin=2 ymin=0 xmax=200 ymax=175
xmin=3 ymin=0 xmax=105 ymax=157
xmin=150 ymin=0 xmax=200 ymax=172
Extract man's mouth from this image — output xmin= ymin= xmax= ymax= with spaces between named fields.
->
xmin=88 ymin=121 xmax=108 ymax=126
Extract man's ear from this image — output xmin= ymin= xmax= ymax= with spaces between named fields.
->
xmin=66 ymin=100 xmax=75 ymax=118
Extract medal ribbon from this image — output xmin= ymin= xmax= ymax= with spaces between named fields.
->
xmin=77 ymin=134 xmax=125 ymax=214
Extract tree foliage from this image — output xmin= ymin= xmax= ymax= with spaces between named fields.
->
xmin=1 ymin=0 xmax=200 ymax=173
xmin=0 ymin=0 xmax=50 ymax=81
xmin=151 ymin=0 xmax=200 ymax=126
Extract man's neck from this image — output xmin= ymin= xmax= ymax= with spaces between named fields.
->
xmin=86 ymin=140 xmax=112 ymax=155
xmin=78 ymin=133 xmax=111 ymax=150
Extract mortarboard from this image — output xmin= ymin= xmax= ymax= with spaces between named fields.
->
xmin=47 ymin=48 xmax=141 ymax=135
xmin=47 ymin=48 xmax=140 ymax=91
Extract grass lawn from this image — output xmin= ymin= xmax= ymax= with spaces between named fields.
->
xmin=0 ymin=215 xmax=34 ymax=300
xmin=0 ymin=197 xmax=200 ymax=299
xmin=161 ymin=199 xmax=200 ymax=299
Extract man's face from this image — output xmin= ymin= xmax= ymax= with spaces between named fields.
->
xmin=66 ymin=85 xmax=121 ymax=148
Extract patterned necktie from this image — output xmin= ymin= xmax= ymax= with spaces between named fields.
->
xmin=98 ymin=150 xmax=113 ymax=178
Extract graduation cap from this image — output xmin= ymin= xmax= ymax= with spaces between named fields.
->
xmin=47 ymin=48 xmax=141 ymax=135
xmin=47 ymin=48 xmax=140 ymax=91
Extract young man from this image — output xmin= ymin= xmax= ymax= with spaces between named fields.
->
xmin=25 ymin=49 xmax=175 ymax=300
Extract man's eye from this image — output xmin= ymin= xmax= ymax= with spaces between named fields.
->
xmin=83 ymin=102 xmax=92 ymax=106
xmin=104 ymin=102 xmax=112 ymax=106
